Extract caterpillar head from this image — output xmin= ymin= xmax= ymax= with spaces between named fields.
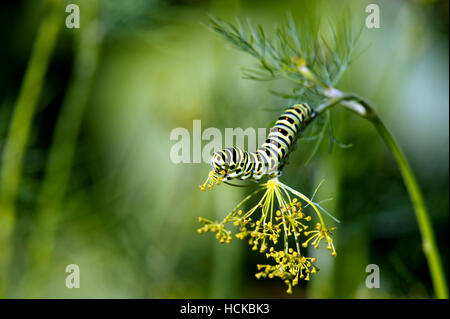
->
xmin=210 ymin=151 xmax=230 ymax=177
xmin=199 ymin=150 xmax=228 ymax=191
xmin=200 ymin=149 xmax=237 ymax=191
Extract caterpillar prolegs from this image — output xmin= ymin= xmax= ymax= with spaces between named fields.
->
xmin=202 ymin=103 xmax=316 ymax=189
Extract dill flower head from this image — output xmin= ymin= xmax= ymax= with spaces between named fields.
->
xmin=256 ymin=248 xmax=318 ymax=294
xmin=198 ymin=177 xmax=338 ymax=294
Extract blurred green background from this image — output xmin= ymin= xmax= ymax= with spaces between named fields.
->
xmin=0 ymin=0 xmax=448 ymax=298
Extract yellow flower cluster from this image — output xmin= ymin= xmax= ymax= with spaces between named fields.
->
xmin=256 ymin=248 xmax=318 ymax=294
xmin=199 ymin=170 xmax=224 ymax=191
xmin=303 ymin=223 xmax=337 ymax=257
xmin=197 ymin=217 xmax=232 ymax=244
xmin=198 ymin=177 xmax=337 ymax=294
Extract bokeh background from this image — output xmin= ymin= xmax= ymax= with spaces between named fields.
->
xmin=0 ymin=0 xmax=448 ymax=298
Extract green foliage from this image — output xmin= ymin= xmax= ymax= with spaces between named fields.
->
xmin=204 ymin=13 xmax=448 ymax=298
xmin=206 ymin=14 xmax=363 ymax=158
xmin=206 ymin=14 xmax=363 ymax=95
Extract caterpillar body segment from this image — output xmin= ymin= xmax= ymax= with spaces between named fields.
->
xmin=206 ymin=103 xmax=316 ymax=186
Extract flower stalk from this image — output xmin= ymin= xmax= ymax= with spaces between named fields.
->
xmin=318 ymin=88 xmax=448 ymax=299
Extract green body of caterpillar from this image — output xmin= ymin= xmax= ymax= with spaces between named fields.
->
xmin=210 ymin=103 xmax=316 ymax=182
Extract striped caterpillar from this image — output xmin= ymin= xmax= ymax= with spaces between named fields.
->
xmin=203 ymin=103 xmax=316 ymax=187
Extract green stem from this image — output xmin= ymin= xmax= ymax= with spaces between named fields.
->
xmin=0 ymin=0 xmax=61 ymax=296
xmin=21 ymin=0 xmax=101 ymax=297
xmin=371 ymin=116 xmax=448 ymax=299
xmin=318 ymin=90 xmax=448 ymax=299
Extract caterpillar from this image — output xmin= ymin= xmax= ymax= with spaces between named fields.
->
xmin=206 ymin=103 xmax=316 ymax=185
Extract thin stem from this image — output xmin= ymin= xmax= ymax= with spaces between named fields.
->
xmin=318 ymin=89 xmax=448 ymax=299
xmin=278 ymin=181 xmax=325 ymax=227
xmin=0 ymin=0 xmax=62 ymax=296
xmin=371 ymin=116 xmax=448 ymax=299
xmin=21 ymin=0 xmax=101 ymax=297
xmin=227 ymin=188 xmax=264 ymax=220
xmin=275 ymin=186 xmax=302 ymax=256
